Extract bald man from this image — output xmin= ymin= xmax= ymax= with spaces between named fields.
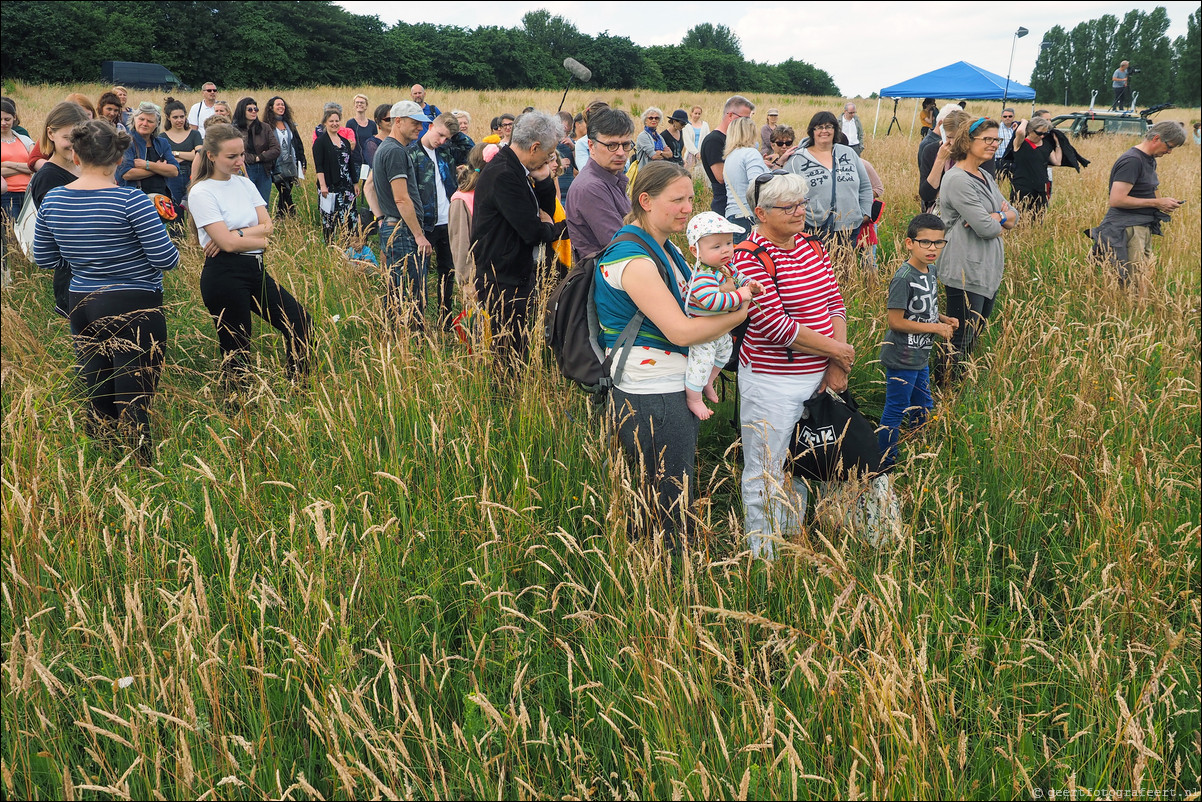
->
xmin=411 ymin=84 xmax=442 ymax=136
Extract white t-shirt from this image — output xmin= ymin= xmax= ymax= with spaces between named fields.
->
xmin=188 ymin=101 xmax=217 ymax=137
xmin=188 ymin=176 xmax=267 ymax=252
xmin=843 ymin=116 xmax=860 ymax=145
xmin=599 ymin=255 xmax=690 ymax=394
xmin=423 ymin=144 xmax=451 ymax=226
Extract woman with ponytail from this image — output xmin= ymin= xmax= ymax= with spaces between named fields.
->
xmin=33 ymin=120 xmax=179 ymax=463
xmin=188 ymin=124 xmax=312 ymax=392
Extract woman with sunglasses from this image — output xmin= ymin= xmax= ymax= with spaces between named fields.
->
xmin=721 ymin=116 xmax=768 ymax=244
xmin=234 ymin=97 xmax=280 ymax=204
xmin=764 ymin=125 xmax=795 ymax=168
xmin=1009 ymin=116 xmax=1061 ymax=214
xmin=635 ymin=107 xmax=667 ymax=169
xmin=262 ymin=96 xmax=306 ymax=216
xmin=935 ymin=117 xmax=1017 ymax=386
xmin=732 ymin=171 xmax=852 ymax=561
xmin=782 ymin=111 xmax=872 ymax=253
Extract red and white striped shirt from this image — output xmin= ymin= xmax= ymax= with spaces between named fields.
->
xmin=733 ymin=231 xmax=846 ymax=375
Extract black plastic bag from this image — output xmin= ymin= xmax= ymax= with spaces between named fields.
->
xmin=789 ymin=389 xmax=883 ymax=482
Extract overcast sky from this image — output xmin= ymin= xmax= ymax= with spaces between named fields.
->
xmin=336 ymin=0 xmax=1197 ymax=98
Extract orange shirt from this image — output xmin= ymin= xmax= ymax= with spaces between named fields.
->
xmin=2 ymin=137 xmax=33 ymax=193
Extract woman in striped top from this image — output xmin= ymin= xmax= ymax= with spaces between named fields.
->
xmin=33 ymin=120 xmax=180 ymax=463
xmin=732 ymin=172 xmax=853 ymax=560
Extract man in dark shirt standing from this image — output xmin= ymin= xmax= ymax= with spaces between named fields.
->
xmin=701 ymin=95 xmax=754 ymax=214
xmin=565 ymin=108 xmax=634 ymax=260
xmin=1091 ymin=121 xmax=1185 ymax=285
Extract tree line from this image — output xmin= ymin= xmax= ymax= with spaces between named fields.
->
xmin=1030 ymin=6 xmax=1200 ymax=108
xmin=0 ymin=2 xmax=840 ymax=96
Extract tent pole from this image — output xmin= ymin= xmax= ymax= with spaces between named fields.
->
xmin=909 ymin=98 xmax=919 ymax=139
xmin=872 ymin=96 xmax=881 ymax=137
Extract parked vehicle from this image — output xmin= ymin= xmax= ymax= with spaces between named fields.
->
xmin=1050 ymin=103 xmax=1173 ymax=138
xmin=101 ymin=61 xmax=186 ymax=91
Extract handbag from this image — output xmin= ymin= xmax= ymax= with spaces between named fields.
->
xmin=789 ymin=388 xmax=883 ymax=482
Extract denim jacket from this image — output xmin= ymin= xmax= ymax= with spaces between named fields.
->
xmin=117 ymin=133 xmax=181 ymax=189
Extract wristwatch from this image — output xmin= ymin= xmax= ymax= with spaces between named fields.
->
xmin=236 ymin=229 xmax=244 ymax=237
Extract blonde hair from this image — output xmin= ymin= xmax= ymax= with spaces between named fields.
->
xmin=723 ymin=116 xmax=759 ymax=157
xmin=189 ymin=123 xmax=244 ymax=190
xmin=624 ymin=162 xmax=691 ymax=227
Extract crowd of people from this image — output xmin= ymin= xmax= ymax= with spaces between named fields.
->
xmin=2 ymin=82 xmax=1190 ymax=555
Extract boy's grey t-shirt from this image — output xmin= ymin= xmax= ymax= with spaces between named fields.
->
xmin=372 ymin=136 xmax=422 ymax=225
xmin=879 ymin=261 xmax=940 ymax=371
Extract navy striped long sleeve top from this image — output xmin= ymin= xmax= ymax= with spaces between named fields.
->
xmin=33 ymin=186 xmax=179 ymax=294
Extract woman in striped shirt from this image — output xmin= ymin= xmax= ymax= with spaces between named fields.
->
xmin=33 ymin=120 xmax=180 ymax=463
xmin=732 ymin=172 xmax=853 ymax=560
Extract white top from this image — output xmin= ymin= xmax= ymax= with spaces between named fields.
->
xmin=424 ymin=144 xmax=451 ymax=226
xmin=188 ymin=101 xmax=217 ymax=137
xmin=188 ymin=176 xmax=267 ymax=252
xmin=843 ymin=115 xmax=860 ymax=145
xmin=599 ymin=255 xmax=690 ymax=394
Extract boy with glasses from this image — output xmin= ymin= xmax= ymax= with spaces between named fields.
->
xmin=877 ymin=213 xmax=959 ymax=468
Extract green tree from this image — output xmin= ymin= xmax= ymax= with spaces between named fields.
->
xmin=1172 ymin=8 xmax=1201 ymax=106
xmin=680 ymin=23 xmax=742 ymax=58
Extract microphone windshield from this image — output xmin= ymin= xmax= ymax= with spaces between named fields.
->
xmin=564 ymin=58 xmax=592 ymax=83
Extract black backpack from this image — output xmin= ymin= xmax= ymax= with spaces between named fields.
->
xmin=544 ymin=231 xmax=673 ymax=401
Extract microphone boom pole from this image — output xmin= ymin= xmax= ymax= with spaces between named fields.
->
xmin=558 ymin=57 xmax=593 ymax=112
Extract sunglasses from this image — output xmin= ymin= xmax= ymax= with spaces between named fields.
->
xmin=752 ymin=169 xmax=790 ymax=208
xmin=246 ymin=106 xmax=258 ymax=112
xmin=773 ymin=139 xmax=794 ymax=147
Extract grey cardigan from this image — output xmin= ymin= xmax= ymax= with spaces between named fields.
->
xmin=936 ymin=167 xmax=1009 ymax=298
xmin=784 ymin=144 xmax=873 ymax=232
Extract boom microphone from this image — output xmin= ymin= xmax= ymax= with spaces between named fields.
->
xmin=564 ymin=58 xmax=592 ymax=83
xmin=557 ymin=57 xmax=593 ymax=113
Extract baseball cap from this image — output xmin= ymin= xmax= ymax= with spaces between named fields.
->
xmin=390 ymin=100 xmax=431 ymax=122
xmin=687 ymin=211 xmax=745 ymax=247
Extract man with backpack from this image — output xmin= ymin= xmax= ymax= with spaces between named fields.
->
xmin=565 ymin=108 xmax=634 ymax=260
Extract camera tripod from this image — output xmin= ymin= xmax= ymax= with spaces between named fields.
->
xmin=885 ymin=98 xmax=902 ymax=135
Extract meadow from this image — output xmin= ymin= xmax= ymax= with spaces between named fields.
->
xmin=2 ymin=82 xmax=1199 ymax=800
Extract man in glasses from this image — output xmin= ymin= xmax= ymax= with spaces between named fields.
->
xmin=701 ymin=94 xmax=754 ymax=214
xmin=188 ymin=83 xmax=218 ymax=136
xmin=1091 ymin=120 xmax=1186 ymax=286
xmin=565 ymin=108 xmax=634 ymax=259
xmin=842 ymin=103 xmax=864 ymax=156
xmin=995 ymin=108 xmax=1017 ymax=177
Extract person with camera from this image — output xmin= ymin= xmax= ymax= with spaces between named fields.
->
xmin=1110 ymin=60 xmax=1131 ymax=111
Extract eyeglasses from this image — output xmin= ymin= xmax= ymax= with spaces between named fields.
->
xmin=975 ymin=136 xmax=1002 ymax=145
xmin=913 ymin=239 xmax=948 ymax=248
xmin=591 ymin=137 xmax=635 ymax=152
xmin=752 ymin=169 xmax=790 ymax=209
xmin=381 ymin=116 xmax=392 ymax=123
xmin=500 ymin=122 xmax=514 ymax=128
xmin=814 ymin=124 xmax=836 ymax=132
xmin=773 ymin=139 xmax=794 ymax=147
xmin=765 ymin=202 xmax=806 ymax=215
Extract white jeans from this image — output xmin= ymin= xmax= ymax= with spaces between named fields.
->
xmin=739 ymin=366 xmax=824 ymax=560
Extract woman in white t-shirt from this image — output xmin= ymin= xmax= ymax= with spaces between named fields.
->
xmin=187 ymin=124 xmax=311 ymax=388
xmin=594 ymin=162 xmax=749 ymax=551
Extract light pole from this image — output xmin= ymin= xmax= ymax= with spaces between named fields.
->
xmin=1002 ymin=26 xmax=1029 ymax=112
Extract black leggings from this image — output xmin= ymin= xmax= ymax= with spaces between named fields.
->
xmin=426 ymin=224 xmax=455 ymax=330
xmin=69 ymin=289 xmax=166 ymax=444
xmin=937 ymin=286 xmax=996 ymax=385
xmin=274 ymin=178 xmax=297 ymax=216
xmin=199 ymin=252 xmax=312 ymax=380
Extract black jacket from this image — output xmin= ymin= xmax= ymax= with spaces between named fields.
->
xmin=1003 ymin=129 xmax=1090 ymax=171
xmin=470 ymin=145 xmax=564 ymax=287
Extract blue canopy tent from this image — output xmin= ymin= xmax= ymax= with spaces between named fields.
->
xmin=872 ymin=61 xmax=1037 ymax=137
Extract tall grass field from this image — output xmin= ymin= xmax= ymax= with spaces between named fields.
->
xmin=2 ymin=82 xmax=1199 ymax=799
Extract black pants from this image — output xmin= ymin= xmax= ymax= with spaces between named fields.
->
xmin=424 ymin=225 xmax=455 ymax=330
xmin=1111 ymin=86 xmax=1128 ymax=110
xmin=610 ymin=388 xmax=700 ymax=550
xmin=936 ymin=286 xmax=996 ymax=386
xmin=199 ymin=252 xmax=312 ymax=380
xmin=274 ymin=178 xmax=297 ymax=217
xmin=69 ymin=289 xmax=166 ymax=452
xmin=475 ymin=275 xmax=532 ymax=378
